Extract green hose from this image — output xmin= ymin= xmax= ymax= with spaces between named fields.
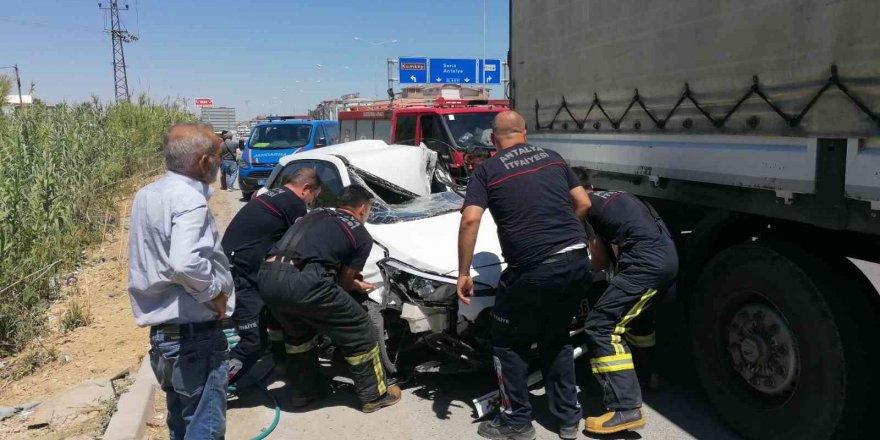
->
xmin=225 ymin=328 xmax=281 ymax=440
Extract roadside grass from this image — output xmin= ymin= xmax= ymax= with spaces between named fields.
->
xmin=3 ymin=346 xmax=57 ymax=382
xmin=0 ymin=76 xmax=193 ymax=357
xmin=60 ymin=298 xmax=89 ymax=333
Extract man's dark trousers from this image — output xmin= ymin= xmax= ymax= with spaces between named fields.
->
xmin=228 ymin=273 xmax=267 ymax=384
xmin=258 ymin=261 xmax=386 ymax=403
xmin=585 ymin=237 xmax=677 ymax=410
xmin=491 ymin=251 xmax=591 ymax=427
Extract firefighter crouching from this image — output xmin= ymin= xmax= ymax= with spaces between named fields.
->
xmin=574 ymin=168 xmax=679 ymax=434
xmin=257 ymin=185 xmax=402 ymax=412
xmin=220 ymin=168 xmax=322 ymax=384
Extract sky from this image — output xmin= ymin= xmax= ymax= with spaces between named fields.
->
xmin=1 ymin=0 xmax=510 ymax=120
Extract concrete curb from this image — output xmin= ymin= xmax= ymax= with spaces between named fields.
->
xmin=104 ymin=355 xmax=158 ymax=440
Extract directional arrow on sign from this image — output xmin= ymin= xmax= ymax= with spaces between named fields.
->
xmin=487 ymin=76 xmax=493 ymax=82
xmin=410 ymin=75 xmax=416 ymax=82
xmin=464 ymin=78 xmax=471 ymax=83
xmin=436 ymin=77 xmax=442 ymax=82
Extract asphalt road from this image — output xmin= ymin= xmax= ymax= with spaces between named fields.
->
xmin=225 ymin=301 xmax=744 ymax=440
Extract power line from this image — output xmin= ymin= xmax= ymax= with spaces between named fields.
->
xmin=98 ymin=1 xmax=138 ymax=102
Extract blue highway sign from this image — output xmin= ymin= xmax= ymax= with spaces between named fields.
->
xmin=429 ymin=58 xmax=478 ymax=84
xmin=399 ymin=57 xmax=428 ymax=84
xmin=479 ymin=59 xmax=502 ymax=84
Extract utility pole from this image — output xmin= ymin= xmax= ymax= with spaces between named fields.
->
xmin=98 ymin=1 xmax=138 ymax=102
xmin=13 ymin=64 xmax=22 ymax=105
xmin=0 ymin=64 xmax=24 ymax=106
xmin=482 ymin=0 xmax=487 ymax=88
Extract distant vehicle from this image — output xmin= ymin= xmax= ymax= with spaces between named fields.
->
xmin=237 ymin=117 xmax=339 ymax=199
xmin=338 ymin=98 xmax=508 ymax=184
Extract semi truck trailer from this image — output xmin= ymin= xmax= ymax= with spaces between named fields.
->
xmin=510 ymin=1 xmax=880 ymax=438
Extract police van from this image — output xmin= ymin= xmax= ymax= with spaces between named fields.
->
xmin=237 ymin=117 xmax=339 ymax=199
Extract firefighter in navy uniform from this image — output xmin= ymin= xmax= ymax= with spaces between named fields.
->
xmin=573 ymin=169 xmax=678 ymax=435
xmin=257 ymin=185 xmax=402 ymax=412
xmin=458 ymin=111 xmax=593 ymax=440
xmin=220 ymin=168 xmax=322 ymax=385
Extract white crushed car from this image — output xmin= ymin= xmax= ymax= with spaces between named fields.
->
xmin=258 ymin=140 xmax=588 ymax=378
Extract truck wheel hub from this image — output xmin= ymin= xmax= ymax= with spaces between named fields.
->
xmin=727 ymin=303 xmax=799 ymax=396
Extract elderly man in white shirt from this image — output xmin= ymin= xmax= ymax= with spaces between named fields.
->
xmin=127 ymin=122 xmax=235 ymax=440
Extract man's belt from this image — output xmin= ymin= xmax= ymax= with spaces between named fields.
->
xmin=265 ymin=255 xmax=303 ymax=266
xmin=151 ymin=320 xmax=219 ymax=335
xmin=265 ymin=256 xmax=338 ymax=276
xmin=538 ymin=247 xmax=589 ymax=266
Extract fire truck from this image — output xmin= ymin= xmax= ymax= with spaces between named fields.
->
xmin=338 ymin=98 xmax=509 ymax=183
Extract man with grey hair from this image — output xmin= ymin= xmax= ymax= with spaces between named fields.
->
xmin=128 ymin=122 xmax=235 ymax=439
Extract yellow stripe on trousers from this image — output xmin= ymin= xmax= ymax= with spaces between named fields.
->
xmin=372 ymin=347 xmax=387 ymax=395
xmin=611 ymin=288 xmax=657 ymax=355
xmin=589 ymin=353 xmax=635 ymax=374
xmin=345 ymin=344 xmax=387 ymax=396
xmin=592 ymin=363 xmax=636 ymax=374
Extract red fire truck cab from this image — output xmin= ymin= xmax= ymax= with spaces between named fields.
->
xmin=338 ymin=98 xmax=509 ymax=183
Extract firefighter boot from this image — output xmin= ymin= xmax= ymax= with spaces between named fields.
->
xmin=585 ymin=408 xmax=646 ymax=434
xmin=558 ymin=423 xmax=579 ymax=440
xmin=362 ymin=385 xmax=402 ymax=413
xmin=286 ymin=347 xmax=329 ymax=408
xmin=477 ymin=416 xmax=537 ymax=440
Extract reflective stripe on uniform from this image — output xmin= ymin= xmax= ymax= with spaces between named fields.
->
xmin=611 ymin=334 xmax=623 ymax=355
xmin=285 ymin=336 xmax=317 ymax=354
xmin=267 ymin=329 xmax=284 ymax=342
xmin=611 ymin=288 xmax=657 ymax=355
xmin=373 ymin=348 xmax=387 ymax=396
xmin=345 ymin=344 xmax=380 ymax=365
xmin=590 ymin=353 xmax=635 ymax=374
xmin=625 ymin=331 xmax=656 ymax=348
xmin=345 ymin=344 xmax=386 ymax=395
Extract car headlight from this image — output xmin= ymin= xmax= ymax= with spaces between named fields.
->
xmin=378 ymin=259 xmax=491 ymax=305
xmin=237 ymin=158 xmax=250 ymax=170
xmin=407 ymin=276 xmax=457 ymax=303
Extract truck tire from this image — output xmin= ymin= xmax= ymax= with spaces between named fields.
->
xmin=690 ymin=243 xmax=848 ymax=440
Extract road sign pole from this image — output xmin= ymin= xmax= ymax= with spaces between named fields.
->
xmin=502 ymin=61 xmax=509 ymax=99
xmin=387 ymin=58 xmax=397 ymax=105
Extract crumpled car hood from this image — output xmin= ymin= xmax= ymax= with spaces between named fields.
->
xmin=368 ymin=211 xmax=505 ymax=287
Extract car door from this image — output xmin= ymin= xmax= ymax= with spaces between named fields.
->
xmin=314 ymin=125 xmax=328 ymax=149
xmin=324 ymin=123 xmax=339 ymax=145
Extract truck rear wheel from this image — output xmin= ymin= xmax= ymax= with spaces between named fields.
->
xmin=690 ymin=243 xmax=848 ymax=440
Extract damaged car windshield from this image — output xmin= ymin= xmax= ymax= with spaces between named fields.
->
xmin=347 ymin=167 xmax=463 ymax=225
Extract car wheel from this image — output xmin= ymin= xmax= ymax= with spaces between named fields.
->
xmin=690 ymin=243 xmax=847 ymax=440
xmin=367 ymin=301 xmax=398 ymax=376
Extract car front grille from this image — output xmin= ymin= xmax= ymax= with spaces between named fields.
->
xmin=247 ymin=170 xmax=272 ymax=179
